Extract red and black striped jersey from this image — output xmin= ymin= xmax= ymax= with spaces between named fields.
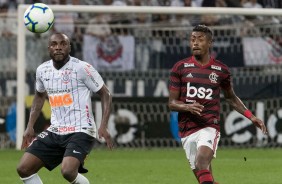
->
xmin=169 ymin=56 xmax=231 ymax=137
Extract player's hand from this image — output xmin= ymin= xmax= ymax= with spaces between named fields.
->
xmin=186 ymin=102 xmax=204 ymax=116
xmin=21 ymin=126 xmax=36 ymax=150
xmin=98 ymin=126 xmax=114 ymax=150
xmin=250 ymin=116 xmax=268 ymax=135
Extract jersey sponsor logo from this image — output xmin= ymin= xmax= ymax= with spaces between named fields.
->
xmin=48 ymin=126 xmax=75 ymax=133
xmin=209 ymin=72 xmax=218 ymax=83
xmin=47 ymin=89 xmax=71 ymax=95
xmin=211 ymin=65 xmax=221 ymax=71
xmin=184 ymin=63 xmax=194 ymax=67
xmin=186 ymin=82 xmax=213 ymax=99
xmin=49 ymin=93 xmax=73 ymax=107
xmin=59 ymin=126 xmax=75 ymax=133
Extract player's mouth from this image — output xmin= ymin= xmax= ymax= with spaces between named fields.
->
xmin=193 ymin=48 xmax=201 ymax=51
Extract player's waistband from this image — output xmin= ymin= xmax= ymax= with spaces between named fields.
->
xmin=47 ymin=126 xmax=96 ymax=138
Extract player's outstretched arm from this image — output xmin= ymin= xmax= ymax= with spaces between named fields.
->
xmin=168 ymin=90 xmax=204 ymax=116
xmin=222 ymin=87 xmax=267 ymax=134
xmin=21 ymin=91 xmax=47 ymax=149
xmin=96 ymin=85 xmax=114 ymax=149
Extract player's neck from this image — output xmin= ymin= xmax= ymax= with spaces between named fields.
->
xmin=53 ymin=56 xmax=70 ymax=70
xmin=194 ymin=54 xmax=210 ymax=66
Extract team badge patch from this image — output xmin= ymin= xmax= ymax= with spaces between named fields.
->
xmin=209 ymin=72 xmax=218 ymax=83
xmin=61 ymin=70 xmax=71 ymax=84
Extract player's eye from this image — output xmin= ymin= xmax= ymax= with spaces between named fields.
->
xmin=50 ymin=42 xmax=57 ymax=47
xmin=61 ymin=42 xmax=68 ymax=47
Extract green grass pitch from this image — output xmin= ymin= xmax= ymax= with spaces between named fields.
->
xmin=1 ymin=148 xmax=281 ymax=184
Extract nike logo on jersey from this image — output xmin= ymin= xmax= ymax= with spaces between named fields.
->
xmin=73 ymin=150 xmax=81 ymax=154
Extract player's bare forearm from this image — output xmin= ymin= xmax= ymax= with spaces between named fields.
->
xmin=21 ymin=91 xmax=46 ymax=149
xmin=223 ymin=87 xmax=267 ymax=134
xmin=168 ymin=90 xmax=188 ymax=112
xmin=97 ymin=85 xmax=112 ymax=128
xmin=27 ymin=91 xmax=47 ymax=128
xmin=223 ymin=87 xmax=249 ymax=115
xmin=97 ymin=85 xmax=114 ymax=149
xmin=168 ymin=90 xmax=204 ymax=115
xmin=168 ymin=99 xmax=187 ymax=112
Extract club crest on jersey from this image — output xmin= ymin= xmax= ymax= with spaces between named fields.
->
xmin=61 ymin=70 xmax=71 ymax=84
xmin=209 ymin=72 xmax=218 ymax=83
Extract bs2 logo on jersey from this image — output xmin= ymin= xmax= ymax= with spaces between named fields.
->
xmin=186 ymin=82 xmax=213 ymax=99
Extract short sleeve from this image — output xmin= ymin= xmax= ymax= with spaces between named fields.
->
xmin=169 ymin=63 xmax=181 ymax=91
xmin=82 ymin=63 xmax=104 ymax=92
xmin=220 ymin=68 xmax=232 ymax=90
xmin=35 ymin=67 xmax=46 ymax=93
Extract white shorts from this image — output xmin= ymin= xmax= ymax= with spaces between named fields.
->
xmin=181 ymin=127 xmax=220 ymax=170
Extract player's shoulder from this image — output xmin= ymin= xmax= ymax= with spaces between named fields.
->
xmin=172 ymin=57 xmax=194 ymax=70
xmin=36 ymin=60 xmax=52 ymax=72
xmin=69 ymin=57 xmax=95 ymax=69
xmin=212 ymin=59 xmax=230 ymax=73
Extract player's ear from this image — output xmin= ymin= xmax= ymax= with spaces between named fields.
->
xmin=208 ymin=37 xmax=213 ymax=46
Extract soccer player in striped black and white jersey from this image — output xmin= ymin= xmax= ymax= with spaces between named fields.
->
xmin=17 ymin=33 xmax=113 ymax=184
xmin=168 ymin=25 xmax=267 ymax=184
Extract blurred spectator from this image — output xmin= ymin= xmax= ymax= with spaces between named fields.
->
xmin=0 ymin=4 xmax=16 ymax=38
xmin=202 ymin=0 xmax=216 ymax=7
xmin=259 ymin=0 xmax=282 ymax=8
xmin=224 ymin=0 xmax=242 ymax=7
xmin=25 ymin=0 xmax=42 ymax=3
xmin=152 ymin=0 xmax=170 ymax=6
xmin=0 ymin=3 xmax=17 ymax=71
xmin=216 ymin=0 xmax=227 ymax=7
xmin=170 ymin=0 xmax=195 ymax=26
xmin=242 ymin=0 xmax=263 ymax=8
xmin=83 ymin=1 xmax=135 ymax=71
xmin=241 ymin=0 xmax=263 ymax=21
xmin=128 ymin=0 xmax=152 ymax=70
xmin=192 ymin=0 xmax=204 ymax=6
xmin=102 ymin=0 xmax=127 ymax=6
xmin=85 ymin=13 xmax=111 ymax=39
xmin=0 ymin=0 xmax=17 ymax=16
xmin=52 ymin=0 xmax=79 ymax=39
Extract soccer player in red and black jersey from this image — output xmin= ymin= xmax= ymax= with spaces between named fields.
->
xmin=168 ymin=25 xmax=267 ymax=184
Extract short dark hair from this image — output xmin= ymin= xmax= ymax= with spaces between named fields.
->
xmin=192 ymin=25 xmax=213 ymax=41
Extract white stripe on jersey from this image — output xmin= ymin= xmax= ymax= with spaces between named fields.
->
xmin=35 ymin=57 xmax=104 ymax=138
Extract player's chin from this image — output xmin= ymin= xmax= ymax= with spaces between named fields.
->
xmin=53 ymin=55 xmax=65 ymax=62
xmin=192 ymin=50 xmax=201 ymax=56
xmin=193 ymin=53 xmax=202 ymax=59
